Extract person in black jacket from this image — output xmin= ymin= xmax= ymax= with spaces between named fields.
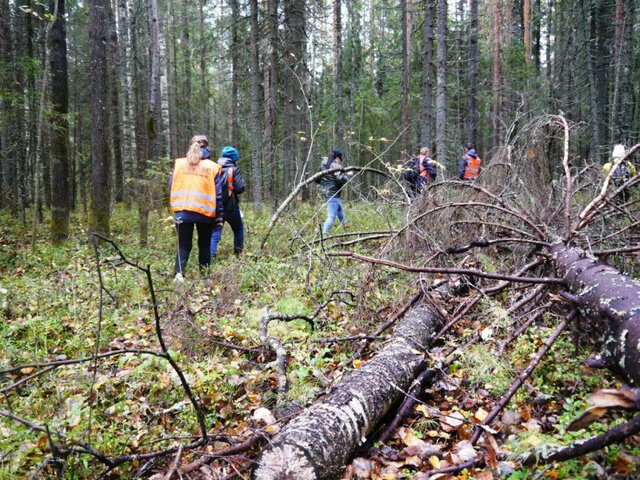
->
xmin=320 ymin=150 xmax=353 ymax=234
xmin=210 ymin=146 xmax=245 ymax=257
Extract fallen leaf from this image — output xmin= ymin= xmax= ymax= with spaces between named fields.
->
xmin=588 ymin=389 xmax=638 ymax=409
xmin=474 ymin=407 xmax=488 ymax=422
xmin=567 ymin=406 xmax=607 ymax=431
xmin=429 ymin=455 xmax=441 ymax=468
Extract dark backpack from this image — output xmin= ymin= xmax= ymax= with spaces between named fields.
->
xmin=403 ymin=158 xmax=420 ymax=183
xmin=612 ymin=162 xmax=630 ymax=186
xmin=315 ymin=158 xmax=331 ymax=184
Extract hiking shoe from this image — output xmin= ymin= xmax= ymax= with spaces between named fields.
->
xmin=234 ymin=248 xmax=243 ymax=255
xmin=173 ymin=272 xmax=185 ymax=283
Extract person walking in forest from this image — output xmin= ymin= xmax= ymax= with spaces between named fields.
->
xmin=210 ymin=146 xmax=245 ymax=258
xmin=319 ymin=150 xmax=353 ymax=235
xmin=404 ymin=147 xmax=437 ymax=197
xmin=457 ymin=145 xmax=482 ymax=182
xmin=602 ymin=144 xmax=636 ymax=203
xmin=170 ymin=135 xmax=223 ymax=282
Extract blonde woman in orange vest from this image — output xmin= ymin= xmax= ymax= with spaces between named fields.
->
xmin=169 ymin=135 xmax=223 ymax=281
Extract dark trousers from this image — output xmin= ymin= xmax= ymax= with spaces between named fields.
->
xmin=210 ymin=207 xmax=245 ymax=257
xmin=174 ymin=221 xmax=214 ymax=275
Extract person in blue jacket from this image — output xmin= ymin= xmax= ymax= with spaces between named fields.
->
xmin=210 ymin=146 xmax=246 ymax=257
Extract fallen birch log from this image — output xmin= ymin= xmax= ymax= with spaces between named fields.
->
xmin=254 ymin=306 xmax=439 ymax=480
xmin=550 ymin=243 xmax=640 ymax=385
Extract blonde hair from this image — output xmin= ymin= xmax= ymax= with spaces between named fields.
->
xmin=186 ymin=135 xmax=208 ymax=166
xmin=420 ymin=147 xmax=429 ymax=156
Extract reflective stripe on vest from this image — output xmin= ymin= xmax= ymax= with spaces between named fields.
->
xmin=227 ymin=168 xmax=234 ymax=197
xmin=463 ymin=155 xmax=481 ymax=180
xmin=170 ymin=157 xmax=219 ymax=217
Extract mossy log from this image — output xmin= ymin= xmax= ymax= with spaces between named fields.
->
xmin=254 ymin=306 xmax=439 ymax=480
xmin=551 ymin=243 xmax=640 ymax=385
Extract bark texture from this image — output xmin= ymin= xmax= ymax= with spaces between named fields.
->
xmin=551 ymin=243 xmax=640 ymax=385
xmin=254 ymin=306 xmax=439 ymax=480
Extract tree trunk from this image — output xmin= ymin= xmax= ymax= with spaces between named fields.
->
xmin=249 ymin=0 xmax=263 ymax=214
xmin=551 ymin=243 xmax=640 ymax=386
xmin=107 ymin=0 xmax=124 ymax=203
xmin=181 ymin=0 xmax=192 ymax=140
xmin=420 ymin=0 xmax=434 ymax=149
xmin=255 ymin=306 xmax=439 ymax=480
xmin=263 ymin=0 xmax=279 ymax=212
xmin=435 ymin=0 xmax=447 ymax=167
xmin=333 ymin=0 xmax=343 ymax=152
xmin=0 ymin=0 xmax=14 ymax=210
xmin=89 ymin=0 xmax=112 ymax=238
xmin=199 ymin=2 xmax=208 ymax=137
xmin=231 ymin=0 xmax=240 ymax=146
xmin=489 ymin=0 xmax=503 ymax=151
xmin=49 ymin=0 xmax=70 ymax=243
xmin=580 ymin=0 xmax=602 ymax=164
xmin=401 ymin=0 xmax=410 ymax=155
xmin=468 ymin=0 xmax=479 ymax=149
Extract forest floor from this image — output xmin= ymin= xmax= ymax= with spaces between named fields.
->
xmin=0 ymin=201 xmax=638 ymax=479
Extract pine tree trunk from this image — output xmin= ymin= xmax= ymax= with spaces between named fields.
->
xmin=468 ymin=0 xmax=479 ymax=149
xmin=231 ymin=0 xmax=240 ymax=146
xmin=249 ymin=0 xmax=263 ymax=213
xmin=107 ymin=0 xmax=124 ymax=203
xmin=420 ymin=0 xmax=434 ymax=148
xmin=580 ymin=0 xmax=602 ymax=164
xmin=255 ymin=306 xmax=440 ymax=480
xmin=401 ymin=0 xmax=410 ymax=155
xmin=1 ymin=0 xmax=14 ymax=209
xmin=435 ymin=0 xmax=447 ymax=168
xmin=49 ymin=0 xmax=70 ymax=243
xmin=263 ymin=0 xmax=279 ymax=212
xmin=89 ymin=0 xmax=112 ymax=238
xmin=333 ymin=0 xmax=343 ymax=152
xmin=489 ymin=0 xmax=503 ymax=151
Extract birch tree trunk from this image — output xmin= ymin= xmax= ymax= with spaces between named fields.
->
xmin=49 ymin=0 xmax=70 ymax=243
xmin=255 ymin=306 xmax=439 ymax=480
xmin=231 ymin=0 xmax=240 ymax=146
xmin=420 ymin=0 xmax=434 ymax=148
xmin=551 ymin=243 xmax=640 ymax=386
xmin=435 ymin=0 xmax=447 ymax=168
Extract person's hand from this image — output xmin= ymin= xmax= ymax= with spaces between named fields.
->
xmin=347 ymin=171 xmax=354 ymax=176
xmin=214 ymin=217 xmax=224 ymax=229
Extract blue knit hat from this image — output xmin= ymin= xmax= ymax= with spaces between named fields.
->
xmin=222 ymin=146 xmax=239 ymax=163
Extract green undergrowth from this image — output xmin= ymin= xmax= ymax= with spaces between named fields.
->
xmin=0 ymin=200 xmax=413 ymax=477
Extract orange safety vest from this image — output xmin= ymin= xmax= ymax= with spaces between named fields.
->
xmin=226 ymin=168 xmax=234 ymax=197
xmin=418 ymin=155 xmax=430 ymax=180
xmin=463 ymin=155 xmax=481 ymax=181
xmin=170 ymin=157 xmax=220 ymax=217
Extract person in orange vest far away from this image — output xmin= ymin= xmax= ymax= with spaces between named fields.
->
xmin=210 ymin=146 xmax=245 ymax=258
xmin=169 ymin=135 xmax=223 ymax=282
xmin=457 ymin=145 xmax=482 ymax=181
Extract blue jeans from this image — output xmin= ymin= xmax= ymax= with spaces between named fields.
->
xmin=322 ymin=197 xmax=347 ymax=234
xmin=210 ymin=207 xmax=245 ymax=257
xmin=174 ymin=221 xmax=214 ymax=275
